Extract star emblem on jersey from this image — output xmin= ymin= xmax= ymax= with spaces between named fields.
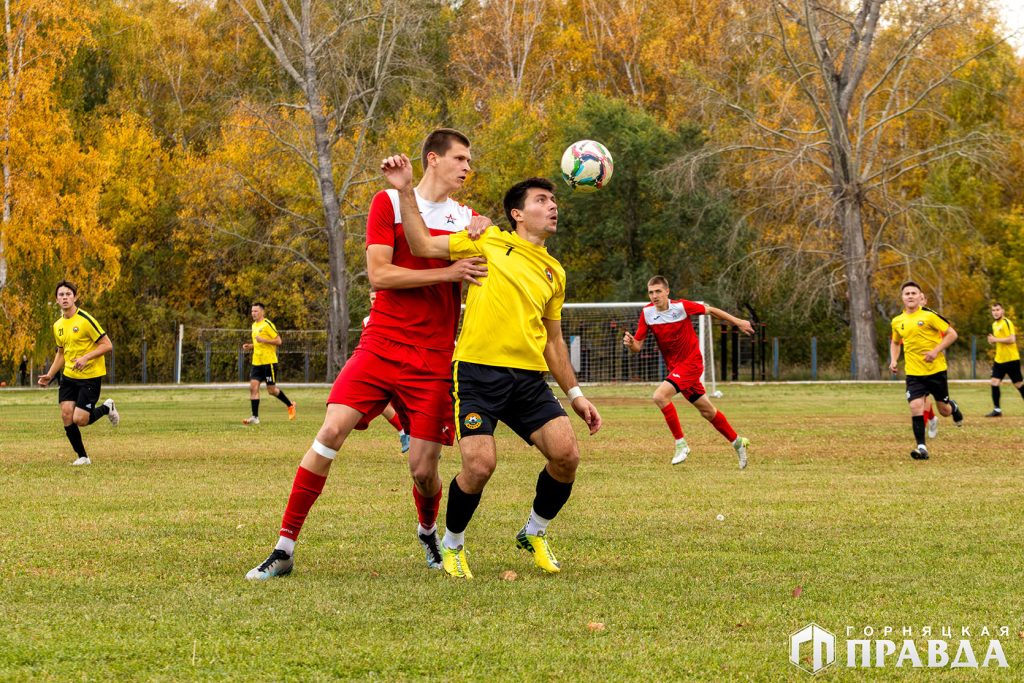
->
xmin=445 ymin=214 xmax=455 ymax=224
xmin=464 ymin=413 xmax=482 ymax=430
xmin=544 ymin=267 xmax=553 ymax=282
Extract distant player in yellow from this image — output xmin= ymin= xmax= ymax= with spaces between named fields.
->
xmin=242 ymin=302 xmax=296 ymax=425
xmin=383 ymin=154 xmax=601 ymax=579
xmin=889 ymin=281 xmax=964 ymax=460
xmin=37 ymin=280 xmax=119 ymax=465
xmin=985 ymin=302 xmax=1023 ymax=417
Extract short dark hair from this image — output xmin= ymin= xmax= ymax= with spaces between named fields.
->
xmin=421 ymin=128 xmax=470 ymax=170
xmin=900 ymin=281 xmax=921 ymax=293
xmin=252 ymin=302 xmax=266 ymax=310
xmin=503 ymin=177 xmax=556 ymax=229
xmin=992 ymin=302 xmax=1004 ymax=308
xmin=55 ymin=280 xmax=78 ymax=297
xmin=648 ymin=276 xmax=670 ymax=289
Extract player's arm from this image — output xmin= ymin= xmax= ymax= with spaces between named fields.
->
xmin=889 ymin=339 xmax=902 ymax=374
xmin=380 ymin=154 xmax=451 ymax=260
xmin=622 ymin=330 xmax=643 ymax=353
xmin=987 ymin=329 xmax=1015 ymax=344
xmin=72 ymin=335 xmax=112 ymax=372
xmin=924 ymin=325 xmax=957 ymax=362
xmin=254 ymin=333 xmax=282 ymax=346
xmin=38 ymin=348 xmax=65 ymax=387
xmin=706 ymin=305 xmax=754 ymax=336
xmin=543 ymin=318 xmax=601 ymax=435
xmin=367 ymin=246 xmax=487 ymax=290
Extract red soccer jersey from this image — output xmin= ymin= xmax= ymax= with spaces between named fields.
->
xmin=363 ymin=189 xmax=477 ymax=351
xmin=634 ymin=299 xmax=708 ymax=376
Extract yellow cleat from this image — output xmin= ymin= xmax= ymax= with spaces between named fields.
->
xmin=288 ymin=403 xmax=297 ymax=420
xmin=515 ymin=527 xmax=561 ymax=574
xmin=441 ymin=544 xmax=472 ymax=579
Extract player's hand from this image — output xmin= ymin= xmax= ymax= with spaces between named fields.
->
xmin=987 ymin=334 xmax=997 ymax=343
xmin=37 ymin=374 xmax=51 ymax=387
xmin=924 ymin=349 xmax=939 ymax=363
xmin=571 ymin=397 xmax=602 ymax=435
xmin=622 ymin=331 xmax=635 ymax=348
xmin=380 ymin=154 xmax=413 ymax=191
xmin=72 ymin=357 xmax=88 ymax=371
xmin=467 ymin=215 xmax=491 ymax=239
xmin=447 ymin=257 xmax=488 ymax=285
xmin=242 ymin=343 xmax=253 ymax=351
xmin=737 ymin=319 xmax=755 ymax=336
xmin=888 ymin=359 xmax=899 ymax=374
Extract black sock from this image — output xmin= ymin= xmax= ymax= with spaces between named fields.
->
xmin=88 ymin=404 xmax=110 ymax=425
xmin=532 ymin=467 xmax=575 ymax=521
xmin=65 ymin=424 xmax=87 ymax=458
xmin=992 ymin=385 xmax=1001 ymax=409
xmin=912 ymin=415 xmax=926 ymax=445
xmin=444 ymin=476 xmax=482 ymax=534
xmin=251 ymin=399 xmax=260 ymax=417
xmin=274 ymin=390 xmax=292 ymax=407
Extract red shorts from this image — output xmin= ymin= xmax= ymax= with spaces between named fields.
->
xmin=665 ymin=366 xmax=706 ymax=403
xmin=327 ymin=334 xmax=455 ymax=445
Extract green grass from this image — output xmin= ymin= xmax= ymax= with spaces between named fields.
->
xmin=2 ymin=383 xmax=1023 ymax=680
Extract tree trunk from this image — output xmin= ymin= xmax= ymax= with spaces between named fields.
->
xmin=836 ymin=188 xmax=881 ymax=379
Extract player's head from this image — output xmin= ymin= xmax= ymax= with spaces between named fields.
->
xmin=421 ymin=128 xmax=472 ymax=192
xmin=647 ymin=276 xmax=670 ymax=307
xmin=55 ymin=280 xmax=78 ymax=310
xmin=900 ymin=281 xmax=923 ymax=309
xmin=251 ymin=302 xmax=265 ymax=320
xmin=991 ymin=302 xmax=1004 ymax=319
xmin=504 ymin=177 xmax=557 ymax=235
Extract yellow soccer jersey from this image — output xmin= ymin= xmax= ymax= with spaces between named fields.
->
xmin=53 ymin=309 xmax=107 ymax=380
xmin=251 ymin=319 xmax=279 ymax=365
xmin=992 ymin=318 xmax=1020 ymax=363
xmin=891 ymin=307 xmax=950 ymax=376
xmin=450 ymin=226 xmax=565 ymax=372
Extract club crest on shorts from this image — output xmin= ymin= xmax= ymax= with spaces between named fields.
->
xmin=464 ymin=413 xmax=482 ymax=430
xmin=544 ymin=267 xmax=553 ymax=282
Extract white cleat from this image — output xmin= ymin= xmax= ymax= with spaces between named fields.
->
xmin=671 ymin=439 xmax=690 ymax=465
xmin=104 ymin=398 xmax=119 ymax=426
xmin=733 ymin=437 xmax=749 ymax=470
xmin=242 ymin=416 xmax=260 ymax=426
xmin=926 ymin=415 xmax=938 ymax=439
xmin=71 ymin=456 xmax=92 ymax=466
xmin=246 ymin=549 xmax=293 ymax=580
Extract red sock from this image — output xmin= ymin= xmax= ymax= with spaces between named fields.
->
xmin=660 ymin=404 xmax=684 ymax=440
xmin=279 ymin=466 xmax=328 ymax=541
xmin=709 ymin=410 xmax=738 ymax=443
xmin=923 ymin=406 xmax=934 ymax=422
xmin=412 ymin=484 xmax=442 ymax=529
xmin=386 ymin=413 xmax=403 ymax=432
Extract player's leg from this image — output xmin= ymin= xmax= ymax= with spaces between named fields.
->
xmin=68 ymin=379 xmax=104 ymax=465
xmin=931 ymin=372 xmax=963 ymax=426
xmin=652 ymin=380 xmax=688 ymax=464
xmin=986 ymin=364 xmax=1004 ymax=417
xmin=908 ymin=395 xmax=929 ymax=459
xmin=406 ymin=437 xmax=444 ymax=568
xmin=244 ymin=376 xmax=262 ymax=425
xmin=439 ymin=434 xmax=495 ymax=579
xmin=266 ymin=366 xmax=296 ymax=419
xmin=381 ymin=403 xmax=409 ymax=452
xmin=1010 ymin=362 xmax=1024 ymax=406
xmin=690 ymin=393 xmax=748 ymax=469
xmin=922 ymin=398 xmax=938 ymax=437
xmin=60 ymin=395 xmax=89 ymax=465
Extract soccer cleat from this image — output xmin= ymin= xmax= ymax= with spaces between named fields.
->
xmin=984 ymin=409 xmax=1002 ymax=418
xmin=71 ymin=456 xmax=92 ymax=466
xmin=417 ymin=528 xmax=443 ymax=569
xmin=242 ymin=416 xmax=260 ymax=426
xmin=245 ymin=548 xmax=293 ymax=581
xmin=733 ymin=436 xmax=749 ymax=470
xmin=948 ymin=399 xmax=964 ymax=427
xmin=515 ymin=527 xmax=561 ymax=574
xmin=288 ymin=403 xmax=297 ymax=420
xmin=103 ymin=398 xmax=119 ymax=427
xmin=441 ymin=544 xmax=472 ymax=579
xmin=399 ymin=432 xmax=411 ymax=454
xmin=671 ymin=439 xmax=690 ymax=465
xmin=927 ymin=415 xmax=939 ymax=439
xmin=910 ymin=444 xmax=929 ymax=460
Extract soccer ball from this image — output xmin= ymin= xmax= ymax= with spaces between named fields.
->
xmin=560 ymin=140 xmax=613 ymax=192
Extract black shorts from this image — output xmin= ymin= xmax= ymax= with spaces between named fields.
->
xmin=452 ymin=361 xmax=567 ymax=444
xmin=58 ymin=376 xmax=102 ymax=411
xmin=991 ymin=360 xmax=1023 ymax=383
xmin=905 ymin=371 xmax=950 ymax=403
xmin=250 ymin=363 xmax=277 ymax=385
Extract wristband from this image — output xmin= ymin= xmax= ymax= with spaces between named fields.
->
xmin=567 ymin=386 xmax=584 ymax=402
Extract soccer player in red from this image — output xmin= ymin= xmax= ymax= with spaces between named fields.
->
xmin=623 ymin=275 xmax=754 ymax=468
xmin=246 ymin=129 xmax=490 ymax=580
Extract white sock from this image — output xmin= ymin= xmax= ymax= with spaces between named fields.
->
xmin=675 ymin=437 xmax=687 ymax=446
xmin=274 ymin=536 xmax=295 ymax=556
xmin=442 ymin=529 xmax=464 ymax=549
xmin=399 ymin=429 xmax=406 ymax=436
xmin=524 ymin=508 xmax=552 ymax=536
xmin=418 ymin=523 xmax=436 ymax=536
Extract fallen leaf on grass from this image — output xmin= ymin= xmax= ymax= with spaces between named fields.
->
xmin=587 ymin=622 xmax=605 ymax=632
xmin=500 ymin=570 xmax=517 ymax=581
xmin=792 ymin=586 xmax=803 ymax=598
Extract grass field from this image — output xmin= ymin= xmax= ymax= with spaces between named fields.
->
xmin=2 ymin=382 xmax=1023 ymax=681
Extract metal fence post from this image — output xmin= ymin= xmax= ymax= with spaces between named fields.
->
xmin=304 ymin=344 xmax=310 ymax=383
xmin=238 ymin=345 xmax=245 ymax=382
xmin=850 ymin=350 xmax=856 ymax=379
xmin=811 ymin=337 xmax=818 ymax=381
xmin=141 ymin=339 xmax=147 ymax=384
xmin=971 ymin=335 xmax=977 ymax=380
xmin=772 ymin=337 xmax=779 ymax=379
xmin=109 ymin=345 xmax=115 ymax=385
xmin=205 ymin=342 xmax=212 ymax=383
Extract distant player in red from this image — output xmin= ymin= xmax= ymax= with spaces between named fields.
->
xmin=247 ymin=129 xmax=490 ymax=580
xmin=623 ymin=275 xmax=754 ymax=468
xmin=363 ymin=290 xmax=410 ymax=453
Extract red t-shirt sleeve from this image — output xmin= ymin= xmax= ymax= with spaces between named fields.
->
xmin=634 ymin=311 xmax=649 ymax=342
xmin=366 ymin=191 xmax=396 ymax=248
xmin=682 ymin=299 xmax=708 ymax=316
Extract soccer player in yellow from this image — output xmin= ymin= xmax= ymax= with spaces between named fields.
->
xmin=985 ymin=302 xmax=1023 ymax=417
xmin=382 ymin=155 xmax=601 ymax=579
xmin=241 ymin=302 xmax=296 ymax=425
xmin=889 ymin=281 xmax=964 ymax=460
xmin=37 ymin=280 xmax=119 ymax=465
